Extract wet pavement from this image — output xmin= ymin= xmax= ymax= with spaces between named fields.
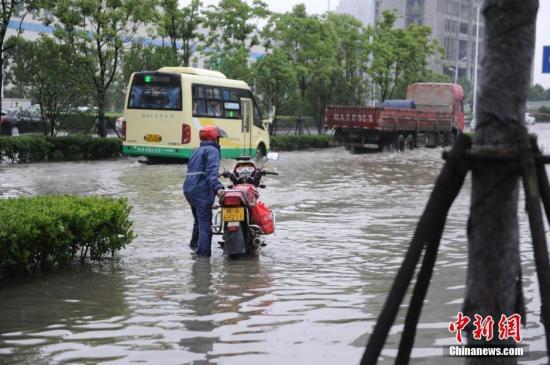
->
xmin=1 ymin=125 xmax=550 ymax=364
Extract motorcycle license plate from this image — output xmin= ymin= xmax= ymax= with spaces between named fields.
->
xmin=223 ymin=207 xmax=244 ymax=222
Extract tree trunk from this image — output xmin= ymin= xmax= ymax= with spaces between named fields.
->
xmin=464 ymin=1 xmax=538 ymax=364
xmin=97 ymin=87 xmax=106 ymax=137
xmin=0 ymin=47 xmax=3 ymax=118
xmin=0 ymin=41 xmax=4 ymax=118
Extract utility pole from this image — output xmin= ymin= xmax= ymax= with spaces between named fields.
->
xmin=464 ymin=2 xmax=538 ymax=365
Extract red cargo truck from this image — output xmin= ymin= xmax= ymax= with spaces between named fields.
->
xmin=325 ymin=83 xmax=465 ymax=153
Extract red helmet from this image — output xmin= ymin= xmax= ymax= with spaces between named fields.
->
xmin=199 ymin=125 xmax=227 ymax=141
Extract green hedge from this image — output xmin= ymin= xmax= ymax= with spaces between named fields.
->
xmin=58 ymin=113 xmax=119 ymax=134
xmin=0 ymin=135 xmax=122 ymax=163
xmin=0 ymin=196 xmax=135 ymax=278
xmin=270 ymin=135 xmax=332 ymax=151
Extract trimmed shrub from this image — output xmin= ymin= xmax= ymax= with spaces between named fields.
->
xmin=270 ymin=135 xmax=332 ymax=151
xmin=0 ymin=135 xmax=122 ymax=163
xmin=0 ymin=196 xmax=135 ymax=278
xmin=58 ymin=113 xmax=119 ymax=134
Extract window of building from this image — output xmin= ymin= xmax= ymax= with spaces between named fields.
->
xmin=459 ymin=40 xmax=468 ymax=59
xmin=460 ymin=4 xmax=469 ymax=18
xmin=460 ymin=22 xmax=469 ymax=35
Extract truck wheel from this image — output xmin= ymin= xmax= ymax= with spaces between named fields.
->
xmin=382 ymin=137 xmax=395 ymax=152
xmin=396 ymin=134 xmax=405 ymax=152
xmin=446 ymin=131 xmax=456 ymax=146
xmin=437 ymin=132 xmax=445 ymax=147
xmin=405 ymin=135 xmax=415 ymax=150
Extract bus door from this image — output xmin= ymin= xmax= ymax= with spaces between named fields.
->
xmin=241 ymin=97 xmax=253 ymax=157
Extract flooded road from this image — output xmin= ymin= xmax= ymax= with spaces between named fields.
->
xmin=1 ymin=125 xmax=550 ymax=364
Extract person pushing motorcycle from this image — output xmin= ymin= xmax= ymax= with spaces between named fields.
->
xmin=184 ymin=125 xmax=227 ymax=257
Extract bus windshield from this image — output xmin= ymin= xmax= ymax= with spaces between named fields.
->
xmin=128 ymin=73 xmax=182 ymax=111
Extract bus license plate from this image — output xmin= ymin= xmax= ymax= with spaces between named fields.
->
xmin=145 ymin=134 xmax=161 ymax=142
xmin=223 ymin=207 xmax=244 ymax=222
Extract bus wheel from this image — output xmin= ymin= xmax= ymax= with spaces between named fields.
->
xmin=256 ymin=143 xmax=267 ymax=159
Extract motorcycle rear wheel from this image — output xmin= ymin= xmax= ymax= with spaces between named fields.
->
xmin=223 ymin=225 xmax=246 ymax=257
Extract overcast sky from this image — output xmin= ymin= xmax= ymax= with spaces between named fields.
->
xmin=181 ymin=0 xmax=550 ymax=87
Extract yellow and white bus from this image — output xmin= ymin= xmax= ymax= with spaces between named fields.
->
xmin=122 ymin=67 xmax=271 ymax=160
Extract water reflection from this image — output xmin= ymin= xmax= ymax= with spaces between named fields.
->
xmin=0 ymin=264 xmax=128 ymax=363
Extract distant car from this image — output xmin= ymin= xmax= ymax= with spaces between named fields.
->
xmin=525 ymin=112 xmax=535 ymax=125
xmin=0 ymin=108 xmax=43 ymax=136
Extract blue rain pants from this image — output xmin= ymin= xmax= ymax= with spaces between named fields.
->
xmin=183 ymin=141 xmax=224 ymax=257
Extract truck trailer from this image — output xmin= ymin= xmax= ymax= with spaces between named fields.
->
xmin=325 ymin=83 xmax=465 ymax=153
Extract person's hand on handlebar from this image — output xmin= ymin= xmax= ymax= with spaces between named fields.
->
xmin=216 ymin=189 xmax=225 ymax=199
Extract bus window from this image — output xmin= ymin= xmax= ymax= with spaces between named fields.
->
xmin=192 ymin=84 xmax=243 ymax=119
xmin=213 ymin=88 xmax=221 ymax=99
xmin=253 ymin=103 xmax=262 ymax=128
xmin=207 ymin=101 xmax=223 ymax=117
xmin=128 ymin=73 xmax=182 ymax=111
xmin=193 ymin=100 xmax=205 ymax=115
xmin=224 ymin=102 xmax=241 ymax=118
xmin=222 ymin=89 xmax=231 ymax=100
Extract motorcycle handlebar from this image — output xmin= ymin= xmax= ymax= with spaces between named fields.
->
xmin=263 ymin=171 xmax=279 ymax=176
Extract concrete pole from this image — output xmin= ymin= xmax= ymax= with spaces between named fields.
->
xmin=464 ymin=1 xmax=538 ymax=365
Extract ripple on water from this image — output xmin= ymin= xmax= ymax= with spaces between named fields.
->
xmin=2 ymin=128 xmax=550 ymax=364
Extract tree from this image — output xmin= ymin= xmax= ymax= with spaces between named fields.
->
xmin=202 ymin=0 xmax=268 ymax=80
xmin=323 ymin=13 xmax=369 ymax=107
xmin=156 ymin=0 xmax=203 ymax=66
xmin=6 ymin=37 xmax=91 ymax=135
xmin=528 ymin=83 xmax=545 ymax=101
xmin=251 ymin=48 xmax=297 ymax=134
xmin=0 ymin=0 xmax=38 ymax=117
xmin=264 ymin=5 xmax=336 ymax=131
xmin=121 ymin=43 xmax=178 ymax=84
xmin=179 ymin=0 xmax=203 ymax=66
xmin=464 ymin=1 xmax=538 ymax=363
xmin=44 ymin=0 xmax=156 ymax=137
xmin=367 ymin=11 xmax=440 ymax=101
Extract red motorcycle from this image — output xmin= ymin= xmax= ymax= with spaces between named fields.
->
xmin=213 ymin=153 xmax=279 ymax=256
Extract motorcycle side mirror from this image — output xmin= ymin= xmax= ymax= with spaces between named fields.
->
xmin=259 ymin=184 xmax=266 ymax=189
xmin=228 ymin=184 xmax=234 ymax=189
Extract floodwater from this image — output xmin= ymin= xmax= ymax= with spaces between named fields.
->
xmin=1 ymin=125 xmax=550 ymax=365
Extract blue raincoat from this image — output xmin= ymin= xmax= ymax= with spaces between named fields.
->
xmin=183 ymin=140 xmax=224 ymax=256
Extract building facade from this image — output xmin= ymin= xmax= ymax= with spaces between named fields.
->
xmin=379 ymin=0 xmax=484 ymax=82
xmin=335 ymin=0 xmax=376 ymax=26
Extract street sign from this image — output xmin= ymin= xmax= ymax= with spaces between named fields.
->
xmin=544 ymin=46 xmax=550 ymax=74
